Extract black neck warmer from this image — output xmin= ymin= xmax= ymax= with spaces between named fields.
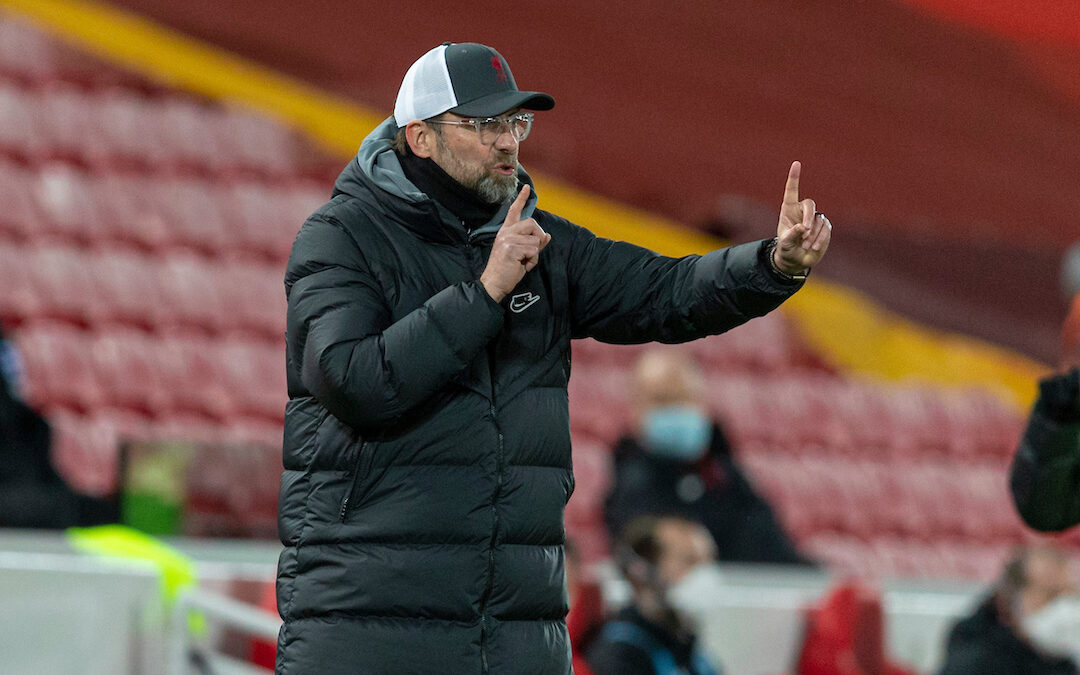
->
xmin=397 ymin=148 xmax=503 ymax=231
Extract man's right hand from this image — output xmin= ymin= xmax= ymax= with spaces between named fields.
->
xmin=480 ymin=185 xmax=551 ymax=303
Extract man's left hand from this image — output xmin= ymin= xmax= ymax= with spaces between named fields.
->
xmin=775 ymin=161 xmax=831 ymax=275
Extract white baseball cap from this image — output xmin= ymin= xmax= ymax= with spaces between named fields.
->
xmin=394 ymin=42 xmax=555 ymax=127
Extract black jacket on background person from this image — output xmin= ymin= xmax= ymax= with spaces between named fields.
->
xmin=275 ymin=117 xmax=806 ymax=674
xmin=604 ymin=425 xmax=812 ymax=566
xmin=0 ymin=339 xmax=117 ymax=529
xmin=938 ymin=596 xmax=1077 ymax=675
xmin=587 ymin=606 xmax=719 ymax=675
xmin=1010 ymin=369 xmax=1080 ymax=532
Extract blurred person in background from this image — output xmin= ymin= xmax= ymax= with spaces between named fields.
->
xmin=938 ymin=545 xmax=1080 ymax=675
xmin=277 ymin=40 xmax=831 ymax=674
xmin=1010 ymin=291 xmax=1080 ymax=532
xmin=588 ymin=516 xmax=723 ymax=675
xmin=603 ymin=349 xmax=813 ymax=565
xmin=0 ymin=322 xmax=80 ymax=528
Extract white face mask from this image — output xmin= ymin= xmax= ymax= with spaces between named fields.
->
xmin=665 ymin=564 xmax=726 ymax=631
xmin=1022 ymin=594 xmax=1080 ymax=662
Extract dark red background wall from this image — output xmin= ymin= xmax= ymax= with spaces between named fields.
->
xmin=104 ymin=0 xmax=1080 ymax=363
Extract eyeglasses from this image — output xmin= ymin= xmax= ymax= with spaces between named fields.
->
xmin=426 ymin=112 xmax=534 ymax=144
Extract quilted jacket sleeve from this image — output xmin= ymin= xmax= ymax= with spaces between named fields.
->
xmin=562 ymin=219 xmax=803 ymax=343
xmin=285 ymin=216 xmax=503 ymax=430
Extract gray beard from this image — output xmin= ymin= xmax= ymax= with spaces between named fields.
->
xmin=476 ymin=172 xmax=519 ymax=205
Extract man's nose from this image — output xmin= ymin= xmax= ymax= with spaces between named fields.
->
xmin=493 ymin=126 xmax=519 ymax=151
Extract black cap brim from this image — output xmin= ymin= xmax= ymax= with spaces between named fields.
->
xmin=450 ymin=90 xmax=555 ymax=117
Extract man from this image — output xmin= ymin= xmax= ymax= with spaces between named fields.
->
xmin=1010 ymin=302 xmax=1080 ymax=532
xmin=604 ymin=349 xmax=812 ymax=566
xmin=938 ymin=545 xmax=1080 ymax=674
xmin=276 ymin=42 xmax=831 ymax=674
xmin=588 ymin=516 xmax=723 ymax=675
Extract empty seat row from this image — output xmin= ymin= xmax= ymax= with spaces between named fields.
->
xmin=801 ymin=532 xmax=1012 ymax=581
xmin=17 ymin=322 xmax=286 ymax=421
xmin=567 ymin=353 xmax=1022 ymax=459
xmin=715 ymin=376 xmax=1023 ymax=461
xmin=0 ymin=158 xmax=323 ymax=261
xmin=570 ymin=309 xmax=812 ymax=374
xmin=0 ymin=241 xmax=286 ymax=337
xmin=0 ymin=14 xmax=139 ymax=86
xmin=49 ymin=407 xmax=283 ymax=497
xmin=741 ymin=453 xmax=1025 ymax=543
xmin=0 ymin=78 xmax=314 ymax=176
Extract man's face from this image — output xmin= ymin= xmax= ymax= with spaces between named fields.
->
xmin=427 ymin=111 xmax=521 ymax=204
xmin=655 ymin=519 xmax=716 ymax=588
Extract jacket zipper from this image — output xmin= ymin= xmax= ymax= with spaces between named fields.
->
xmin=339 ymin=441 xmax=368 ymax=522
xmin=463 ymin=225 xmax=502 ymax=675
xmin=480 ymin=403 xmax=503 ymax=675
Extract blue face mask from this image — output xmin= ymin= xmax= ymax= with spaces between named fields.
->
xmin=642 ymin=406 xmax=712 ymax=462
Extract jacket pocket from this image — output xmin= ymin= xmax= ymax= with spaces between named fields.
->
xmin=338 ymin=440 xmax=372 ymax=522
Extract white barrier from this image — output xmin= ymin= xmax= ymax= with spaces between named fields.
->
xmin=597 ymin=562 xmax=983 ymax=674
xmin=1 ymin=530 xmax=986 ymax=674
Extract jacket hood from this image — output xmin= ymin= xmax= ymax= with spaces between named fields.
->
xmin=335 ymin=116 xmax=539 ymax=241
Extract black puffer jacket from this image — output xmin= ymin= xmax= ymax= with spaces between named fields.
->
xmin=275 ymin=117 xmax=804 ymax=674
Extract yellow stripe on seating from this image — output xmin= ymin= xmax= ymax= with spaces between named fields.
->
xmin=784 ymin=282 xmax=1047 ymax=410
xmin=0 ymin=0 xmax=1048 ymax=411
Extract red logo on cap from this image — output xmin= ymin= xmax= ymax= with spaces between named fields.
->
xmin=491 ymin=57 xmax=507 ymax=83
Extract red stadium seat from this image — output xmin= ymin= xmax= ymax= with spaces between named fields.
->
xmin=0 ymin=18 xmax=61 ymax=80
xmin=31 ymin=163 xmax=108 ymax=243
xmin=218 ymin=261 xmax=286 ymax=338
xmin=48 ymin=409 xmax=125 ymax=496
xmin=224 ymin=416 xmax=284 ymax=449
xmin=14 ymin=322 xmax=102 ymax=411
xmin=88 ymin=327 xmax=170 ymax=416
xmin=36 ymin=83 xmax=112 ymax=165
xmin=218 ymin=106 xmax=299 ymax=176
xmin=0 ymin=82 xmax=47 ymax=160
xmin=152 ymin=333 xmax=232 ymax=419
xmin=155 ymin=97 xmax=230 ymax=173
xmin=30 ymin=244 xmax=103 ymax=325
xmin=0 ymin=157 xmax=45 ymax=240
xmin=149 ymin=413 xmax=227 ymax=445
xmin=94 ymin=172 xmax=174 ymax=251
xmin=215 ymin=339 xmax=287 ymax=421
xmin=0 ymin=240 xmax=43 ymax=322
xmin=156 ymin=252 xmax=229 ymax=333
xmin=153 ymin=176 xmax=231 ymax=254
xmin=87 ymin=248 xmax=164 ymax=329
xmin=94 ymin=89 xmax=171 ymax=169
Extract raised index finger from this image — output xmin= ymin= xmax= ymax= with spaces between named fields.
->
xmin=504 ymin=184 xmax=531 ymax=227
xmin=783 ymin=161 xmax=801 ymax=207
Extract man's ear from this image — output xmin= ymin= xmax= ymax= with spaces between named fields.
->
xmin=406 ymin=120 xmax=434 ymax=158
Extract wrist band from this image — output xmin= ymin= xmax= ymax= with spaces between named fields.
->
xmin=765 ymin=238 xmax=808 ymax=282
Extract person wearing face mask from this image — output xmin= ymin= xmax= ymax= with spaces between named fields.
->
xmin=588 ymin=516 xmax=725 ymax=675
xmin=938 ymin=545 xmax=1080 ymax=675
xmin=602 ymin=350 xmax=813 ymax=566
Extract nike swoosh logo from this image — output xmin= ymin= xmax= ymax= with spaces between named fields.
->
xmin=509 ymin=292 xmax=541 ymax=314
